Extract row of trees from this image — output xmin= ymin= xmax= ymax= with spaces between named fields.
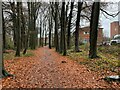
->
xmin=2 ymin=1 xmax=41 ymax=56
xmin=48 ymin=1 xmax=100 ymax=58
xmin=1 ymin=1 xmax=119 ymax=77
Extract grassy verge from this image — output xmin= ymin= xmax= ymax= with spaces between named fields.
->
xmin=68 ymin=44 xmax=119 ymax=73
xmin=3 ymin=50 xmax=34 ymax=60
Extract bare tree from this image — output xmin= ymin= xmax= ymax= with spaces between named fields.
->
xmin=75 ymin=1 xmax=83 ymax=52
xmin=15 ymin=2 xmax=21 ymax=57
xmin=67 ymin=2 xmax=74 ymax=49
xmin=0 ymin=1 xmax=12 ymax=78
xmin=89 ymin=2 xmax=100 ymax=59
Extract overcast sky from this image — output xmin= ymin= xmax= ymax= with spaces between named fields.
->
xmin=1 ymin=0 xmax=120 ymax=38
xmin=100 ymin=2 xmax=119 ymax=37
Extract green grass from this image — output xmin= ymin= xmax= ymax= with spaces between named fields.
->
xmin=3 ymin=51 xmax=15 ymax=60
xmin=3 ymin=50 xmax=34 ymax=60
xmin=68 ymin=44 xmax=119 ymax=73
xmin=23 ymin=52 xmax=34 ymax=57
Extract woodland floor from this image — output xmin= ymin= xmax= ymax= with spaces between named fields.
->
xmin=1 ymin=47 xmax=120 ymax=88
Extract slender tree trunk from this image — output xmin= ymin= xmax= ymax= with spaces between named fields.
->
xmin=89 ymin=2 xmax=100 ymax=59
xmin=75 ymin=2 xmax=83 ymax=52
xmin=54 ymin=2 xmax=59 ymax=52
xmin=29 ymin=2 xmax=36 ymax=49
xmin=42 ymin=24 xmax=44 ymax=47
xmin=10 ymin=2 xmax=17 ymax=48
xmin=60 ymin=2 xmax=64 ymax=53
xmin=15 ymin=2 xmax=21 ymax=57
xmin=62 ymin=2 xmax=67 ymax=56
xmin=39 ymin=26 xmax=42 ymax=47
xmin=2 ymin=9 xmax=6 ymax=51
xmin=20 ymin=2 xmax=26 ymax=49
xmin=23 ymin=2 xmax=30 ymax=54
xmin=45 ymin=33 xmax=47 ymax=46
xmin=49 ymin=16 xmax=52 ymax=49
xmin=67 ymin=2 xmax=74 ymax=49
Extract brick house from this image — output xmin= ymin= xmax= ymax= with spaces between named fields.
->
xmin=79 ymin=26 xmax=103 ymax=43
xmin=110 ymin=21 xmax=120 ymax=39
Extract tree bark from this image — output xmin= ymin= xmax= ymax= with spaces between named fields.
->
xmin=62 ymin=2 xmax=67 ymax=56
xmin=54 ymin=2 xmax=59 ymax=52
xmin=67 ymin=2 xmax=74 ymax=49
xmin=10 ymin=2 xmax=17 ymax=48
xmin=75 ymin=2 xmax=83 ymax=52
xmin=60 ymin=2 xmax=64 ymax=53
xmin=2 ymin=9 xmax=6 ymax=51
xmin=0 ymin=2 xmax=13 ymax=78
xmin=49 ymin=16 xmax=52 ymax=49
xmin=89 ymin=2 xmax=100 ymax=59
xmin=20 ymin=2 xmax=26 ymax=50
xmin=39 ymin=26 xmax=42 ymax=47
xmin=15 ymin=2 xmax=21 ymax=57
xmin=23 ymin=2 xmax=30 ymax=54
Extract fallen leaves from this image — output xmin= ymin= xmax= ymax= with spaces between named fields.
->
xmin=2 ymin=47 xmax=120 ymax=88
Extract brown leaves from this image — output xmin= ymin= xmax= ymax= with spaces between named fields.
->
xmin=2 ymin=47 xmax=120 ymax=88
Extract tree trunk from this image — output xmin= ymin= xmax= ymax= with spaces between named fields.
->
xmin=62 ymin=2 xmax=67 ymax=56
xmin=45 ymin=33 xmax=47 ymax=46
xmin=10 ymin=2 xmax=17 ymax=48
xmin=54 ymin=2 xmax=59 ymax=52
xmin=67 ymin=2 xmax=74 ymax=49
xmin=15 ymin=2 xmax=21 ymax=57
xmin=2 ymin=9 xmax=6 ymax=51
xmin=0 ymin=2 xmax=13 ymax=78
xmin=60 ymin=2 xmax=64 ymax=53
xmin=29 ymin=2 xmax=36 ymax=49
xmin=89 ymin=2 xmax=100 ymax=59
xmin=39 ymin=26 xmax=42 ymax=47
xmin=20 ymin=2 xmax=26 ymax=50
xmin=49 ymin=16 xmax=52 ymax=49
xmin=75 ymin=2 xmax=83 ymax=52
xmin=23 ymin=2 xmax=30 ymax=54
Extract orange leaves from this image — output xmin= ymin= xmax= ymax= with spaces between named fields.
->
xmin=2 ymin=47 xmax=120 ymax=88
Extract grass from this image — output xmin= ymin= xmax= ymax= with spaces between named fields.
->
xmin=68 ymin=44 xmax=119 ymax=73
xmin=3 ymin=50 xmax=34 ymax=60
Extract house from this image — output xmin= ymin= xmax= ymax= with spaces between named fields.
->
xmin=110 ymin=21 xmax=120 ymax=39
xmin=79 ymin=26 xmax=103 ymax=43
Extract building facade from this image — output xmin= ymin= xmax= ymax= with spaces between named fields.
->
xmin=110 ymin=21 xmax=120 ymax=39
xmin=79 ymin=26 xmax=103 ymax=43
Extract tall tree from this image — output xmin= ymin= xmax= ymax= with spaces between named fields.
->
xmin=2 ymin=8 xmax=6 ymax=51
xmin=75 ymin=1 xmax=83 ymax=52
xmin=15 ymin=2 xmax=21 ymax=57
xmin=89 ymin=2 xmax=100 ymax=58
xmin=60 ymin=2 xmax=64 ymax=53
xmin=49 ymin=14 xmax=52 ymax=49
xmin=10 ymin=2 xmax=17 ymax=48
xmin=62 ymin=2 xmax=67 ymax=56
xmin=20 ymin=2 xmax=26 ymax=49
xmin=0 ymin=2 xmax=12 ymax=78
xmin=67 ymin=2 xmax=74 ymax=49
xmin=23 ymin=2 xmax=30 ymax=54
xmin=54 ymin=2 xmax=59 ymax=52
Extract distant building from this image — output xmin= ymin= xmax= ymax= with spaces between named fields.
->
xmin=79 ymin=26 xmax=103 ymax=43
xmin=110 ymin=21 xmax=120 ymax=39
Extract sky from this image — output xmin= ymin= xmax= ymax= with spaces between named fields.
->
xmin=100 ymin=2 xmax=119 ymax=38
xmin=1 ymin=0 xmax=120 ymax=38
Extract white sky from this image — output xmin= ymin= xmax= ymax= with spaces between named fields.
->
xmin=1 ymin=0 xmax=120 ymax=38
xmin=100 ymin=2 xmax=119 ymax=37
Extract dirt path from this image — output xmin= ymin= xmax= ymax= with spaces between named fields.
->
xmin=2 ymin=47 xmax=120 ymax=88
